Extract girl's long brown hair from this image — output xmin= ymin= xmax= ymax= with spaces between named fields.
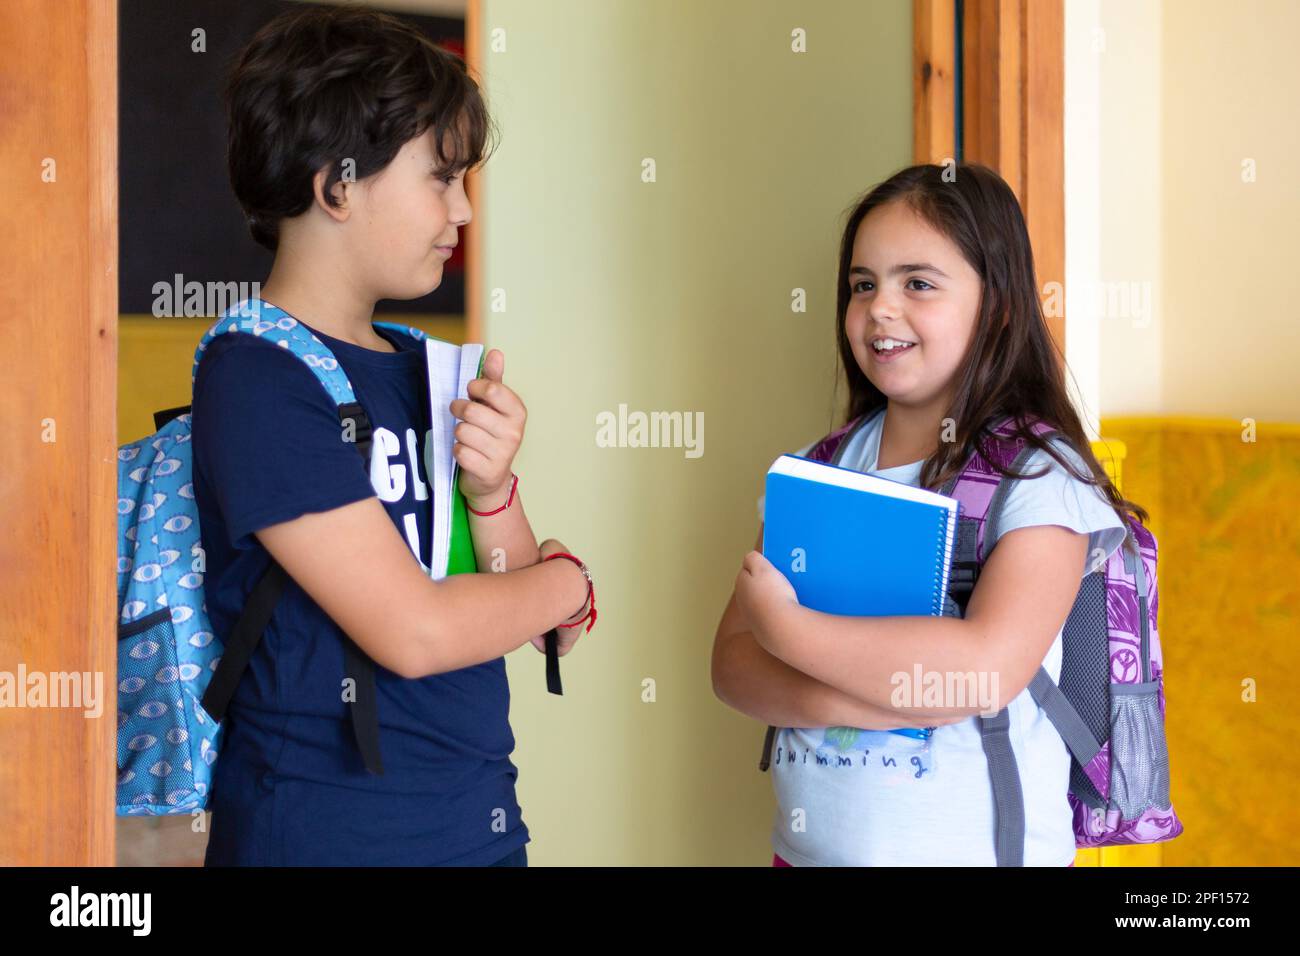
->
xmin=833 ymin=162 xmax=1147 ymax=526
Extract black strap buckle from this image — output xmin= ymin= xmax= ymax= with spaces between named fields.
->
xmin=153 ymin=404 xmax=193 ymax=431
xmin=544 ymin=630 xmax=563 ymax=695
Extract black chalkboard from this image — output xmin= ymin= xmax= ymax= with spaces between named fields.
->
xmin=119 ymin=0 xmax=468 ymax=316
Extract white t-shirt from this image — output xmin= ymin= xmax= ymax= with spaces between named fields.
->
xmin=756 ymin=412 xmax=1127 ymax=866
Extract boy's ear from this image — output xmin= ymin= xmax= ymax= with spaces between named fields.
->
xmin=312 ymin=164 xmax=352 ymax=223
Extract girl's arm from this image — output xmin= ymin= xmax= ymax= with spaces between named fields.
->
xmin=734 ymin=524 xmax=1088 ymax=719
xmin=714 ymin=594 xmax=960 ymax=730
xmin=256 ymin=495 xmax=588 ymax=680
xmin=712 ymin=527 xmax=963 ymax=729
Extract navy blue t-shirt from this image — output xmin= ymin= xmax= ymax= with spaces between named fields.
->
xmin=191 ymin=317 xmax=529 ymax=866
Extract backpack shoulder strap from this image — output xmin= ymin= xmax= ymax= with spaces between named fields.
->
xmin=807 ymin=406 xmax=884 ymax=465
xmin=979 ymin=708 xmax=1026 ymax=866
xmin=1028 ymin=668 xmax=1103 ymax=767
xmin=192 ymin=300 xmax=385 ymax=775
xmin=199 ymin=560 xmax=289 ymax=725
xmin=979 ymin=667 xmax=1104 ymax=864
xmin=192 ymin=300 xmax=356 ymax=405
xmin=939 ymin=417 xmax=1071 ymax=866
xmin=373 ymin=320 xmax=428 ymax=344
xmin=193 ymin=300 xmax=377 ymax=462
xmin=940 ymin=417 xmax=1066 ymax=563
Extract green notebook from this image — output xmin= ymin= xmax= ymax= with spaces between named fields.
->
xmin=446 ymin=477 xmax=478 ymax=576
xmin=425 ymin=338 xmax=486 ymax=579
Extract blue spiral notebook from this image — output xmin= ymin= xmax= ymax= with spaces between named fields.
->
xmin=763 ymin=454 xmax=960 ymax=616
xmin=762 ymin=454 xmax=960 ymax=738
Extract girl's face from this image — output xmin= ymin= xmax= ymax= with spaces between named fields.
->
xmin=347 ymin=126 xmax=471 ymax=301
xmin=844 ymin=201 xmax=983 ymax=414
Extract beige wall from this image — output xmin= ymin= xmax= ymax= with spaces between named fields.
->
xmin=1096 ymin=0 xmax=1163 ymax=416
xmin=1095 ymin=0 xmax=1300 ymax=421
xmin=479 ymin=0 xmax=911 ymax=864
xmin=1160 ymin=0 xmax=1299 ymax=420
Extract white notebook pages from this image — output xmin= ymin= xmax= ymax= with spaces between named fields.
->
xmin=425 ymin=338 xmax=485 ymax=580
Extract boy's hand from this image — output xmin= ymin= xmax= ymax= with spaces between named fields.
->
xmin=450 ymin=349 xmax=526 ymax=509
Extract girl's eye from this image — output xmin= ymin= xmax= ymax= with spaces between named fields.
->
xmin=851 ymin=280 xmax=873 ymax=294
xmin=907 ymin=278 xmax=934 ymax=291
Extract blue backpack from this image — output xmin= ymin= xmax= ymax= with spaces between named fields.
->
xmin=115 ymin=301 xmax=430 ymax=816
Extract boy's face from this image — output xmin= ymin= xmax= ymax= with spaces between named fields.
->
xmin=345 ymin=126 xmax=471 ymax=301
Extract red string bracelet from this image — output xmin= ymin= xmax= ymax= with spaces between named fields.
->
xmin=543 ymin=552 xmax=597 ymax=634
xmin=466 ymin=473 xmax=518 ymax=516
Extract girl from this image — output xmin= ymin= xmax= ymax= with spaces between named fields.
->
xmin=193 ymin=7 xmax=594 ymax=866
xmin=712 ymin=163 xmax=1145 ymax=867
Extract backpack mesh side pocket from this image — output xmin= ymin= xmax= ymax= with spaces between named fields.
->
xmin=1108 ymin=682 xmax=1172 ymax=818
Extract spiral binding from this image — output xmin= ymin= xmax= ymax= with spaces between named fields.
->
xmin=932 ymin=502 xmax=960 ymax=615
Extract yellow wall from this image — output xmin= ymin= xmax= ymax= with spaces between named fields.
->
xmin=1098 ymin=418 xmax=1300 ymax=866
xmin=479 ymin=0 xmax=912 ymax=864
xmin=117 ymin=314 xmax=470 ymax=444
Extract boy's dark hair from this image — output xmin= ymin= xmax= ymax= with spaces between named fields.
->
xmin=833 ymin=162 xmax=1147 ymax=526
xmin=225 ymin=4 xmax=496 ymax=251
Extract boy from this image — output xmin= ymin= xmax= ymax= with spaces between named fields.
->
xmin=194 ymin=5 xmax=593 ymax=866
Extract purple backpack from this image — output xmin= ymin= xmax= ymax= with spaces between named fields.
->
xmin=760 ymin=408 xmax=1183 ymax=864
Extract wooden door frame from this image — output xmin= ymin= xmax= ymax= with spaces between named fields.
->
xmin=465 ymin=0 xmax=484 ymax=343
xmin=913 ymin=0 xmax=1066 ymax=353
xmin=0 ymin=0 xmax=118 ymax=866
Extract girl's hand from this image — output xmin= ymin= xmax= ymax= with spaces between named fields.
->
xmin=734 ymin=549 xmax=799 ymax=646
xmin=450 ymin=349 xmax=526 ymax=510
xmin=528 ymin=538 xmax=588 ymax=657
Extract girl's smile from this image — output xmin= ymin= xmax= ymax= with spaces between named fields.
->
xmin=869 ymin=335 xmax=918 ymax=362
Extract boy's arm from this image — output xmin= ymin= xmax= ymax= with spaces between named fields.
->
xmin=464 ymin=482 xmax=542 ymax=572
xmin=256 ymin=495 xmax=587 ymax=680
